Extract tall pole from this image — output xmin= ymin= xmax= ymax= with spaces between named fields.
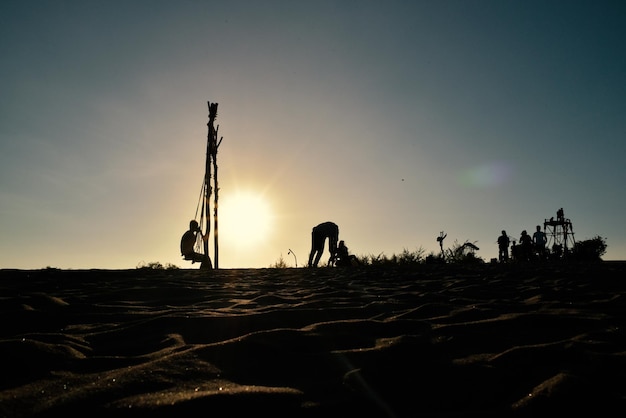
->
xmin=207 ymin=102 xmax=221 ymax=268
xmin=213 ymin=133 xmax=222 ymax=269
xmin=204 ymin=104 xmax=216 ymax=260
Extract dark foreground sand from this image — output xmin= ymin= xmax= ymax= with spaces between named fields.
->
xmin=1 ymin=262 xmax=625 ymax=417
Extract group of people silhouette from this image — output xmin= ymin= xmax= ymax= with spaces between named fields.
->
xmin=497 ymin=225 xmax=547 ymax=263
xmin=182 ymin=213 xmax=559 ymax=269
xmin=180 ymin=219 xmax=358 ymax=269
xmin=307 ymin=221 xmax=359 ymax=267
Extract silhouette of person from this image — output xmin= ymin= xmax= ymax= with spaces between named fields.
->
xmin=437 ymin=231 xmax=447 ymax=257
xmin=180 ymin=220 xmax=212 ymax=269
xmin=308 ymin=221 xmax=339 ymax=267
xmin=497 ymin=230 xmax=510 ymax=262
xmin=334 ymin=240 xmax=360 ymax=267
xmin=519 ymin=230 xmax=533 ymax=261
xmin=532 ymin=225 xmax=547 ymax=255
xmin=557 ymin=208 xmax=564 ymax=222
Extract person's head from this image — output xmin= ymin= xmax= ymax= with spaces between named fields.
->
xmin=536 ymin=225 xmax=541 ymax=231
xmin=189 ymin=220 xmax=199 ymax=231
xmin=521 ymin=230 xmax=527 ymax=236
xmin=502 ymin=230 xmax=507 ymax=236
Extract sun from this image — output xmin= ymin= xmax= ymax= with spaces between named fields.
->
xmin=218 ymin=191 xmax=273 ymax=247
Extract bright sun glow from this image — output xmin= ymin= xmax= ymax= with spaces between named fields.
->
xmin=218 ymin=191 xmax=273 ymax=247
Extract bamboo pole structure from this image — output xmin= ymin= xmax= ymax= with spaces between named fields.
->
xmin=206 ymin=102 xmax=222 ymax=268
xmin=203 ymin=104 xmax=216 ymax=261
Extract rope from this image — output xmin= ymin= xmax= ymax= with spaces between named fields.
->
xmin=194 ymin=177 xmax=205 ymax=221
xmin=193 ymin=178 xmax=207 ymax=254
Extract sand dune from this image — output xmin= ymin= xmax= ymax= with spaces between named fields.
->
xmin=1 ymin=262 xmax=625 ymax=417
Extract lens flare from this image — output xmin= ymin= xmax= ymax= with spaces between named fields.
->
xmin=460 ymin=161 xmax=513 ymax=188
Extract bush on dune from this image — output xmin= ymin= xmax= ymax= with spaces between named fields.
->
xmin=571 ymin=236 xmax=607 ymax=262
xmin=136 ymin=261 xmax=180 ymax=270
xmin=357 ymin=247 xmax=426 ymax=266
xmin=270 ymin=254 xmax=290 ymax=268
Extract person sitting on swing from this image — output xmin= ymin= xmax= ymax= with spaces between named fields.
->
xmin=180 ymin=220 xmax=212 ymax=269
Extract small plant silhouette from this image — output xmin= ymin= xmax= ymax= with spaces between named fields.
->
xmin=136 ymin=261 xmax=180 ymax=270
xmin=270 ymin=254 xmax=290 ymax=268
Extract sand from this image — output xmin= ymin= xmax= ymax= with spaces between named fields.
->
xmin=1 ymin=262 xmax=625 ymax=417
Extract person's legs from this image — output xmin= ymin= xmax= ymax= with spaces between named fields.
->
xmin=328 ymin=229 xmax=338 ymax=265
xmin=311 ymin=234 xmax=327 ymax=267
xmin=309 ymin=228 xmax=327 ymax=267
xmin=190 ymin=252 xmax=212 ymax=269
xmin=499 ymin=247 xmax=508 ymax=262
xmin=313 ymin=240 xmax=325 ymax=266
xmin=308 ymin=230 xmax=317 ymax=267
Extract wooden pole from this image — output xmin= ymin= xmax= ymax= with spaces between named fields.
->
xmin=206 ymin=102 xmax=220 ymax=268
xmin=203 ymin=103 xmax=216 ymax=260
xmin=213 ymin=134 xmax=221 ymax=268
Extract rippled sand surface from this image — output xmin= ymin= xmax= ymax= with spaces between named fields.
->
xmin=1 ymin=262 xmax=625 ymax=417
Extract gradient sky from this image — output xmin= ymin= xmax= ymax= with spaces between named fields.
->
xmin=1 ymin=1 xmax=625 ymax=269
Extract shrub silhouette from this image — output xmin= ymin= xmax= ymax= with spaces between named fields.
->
xmin=270 ymin=254 xmax=290 ymax=268
xmin=571 ymin=236 xmax=607 ymax=261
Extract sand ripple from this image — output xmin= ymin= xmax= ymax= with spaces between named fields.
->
xmin=1 ymin=263 xmax=625 ymax=416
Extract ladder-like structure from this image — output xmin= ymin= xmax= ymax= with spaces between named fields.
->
xmin=543 ymin=208 xmax=575 ymax=258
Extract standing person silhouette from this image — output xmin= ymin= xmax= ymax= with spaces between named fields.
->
xmin=180 ymin=220 xmax=212 ymax=269
xmin=533 ymin=225 xmax=547 ymax=256
xmin=497 ymin=230 xmax=510 ymax=262
xmin=519 ymin=230 xmax=533 ymax=261
xmin=308 ymin=221 xmax=339 ymax=267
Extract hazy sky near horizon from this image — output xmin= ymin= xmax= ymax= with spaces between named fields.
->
xmin=1 ymin=1 xmax=625 ymax=269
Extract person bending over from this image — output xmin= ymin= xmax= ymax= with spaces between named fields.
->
xmin=308 ymin=221 xmax=339 ymax=267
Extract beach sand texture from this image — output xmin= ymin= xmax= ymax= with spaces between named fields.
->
xmin=1 ymin=262 xmax=625 ymax=417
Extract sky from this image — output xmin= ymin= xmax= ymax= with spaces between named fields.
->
xmin=1 ymin=0 xmax=625 ymax=269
